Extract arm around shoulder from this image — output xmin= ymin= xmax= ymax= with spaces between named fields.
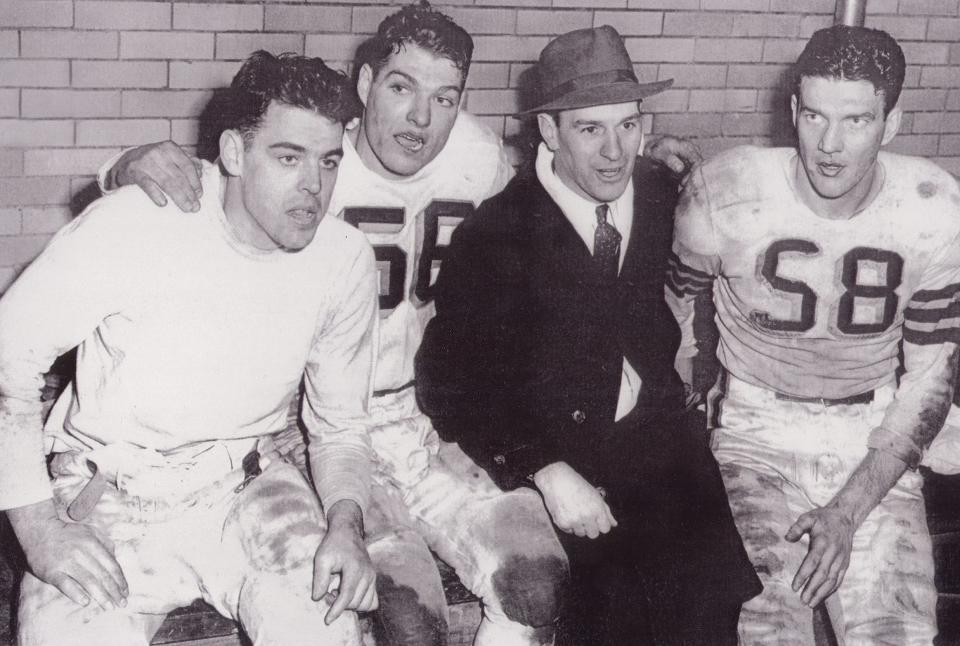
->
xmin=98 ymin=141 xmax=203 ymax=212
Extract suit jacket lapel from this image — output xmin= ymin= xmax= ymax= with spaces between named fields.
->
xmin=522 ymin=165 xmax=671 ymax=283
xmin=523 ymin=172 xmax=596 ymax=276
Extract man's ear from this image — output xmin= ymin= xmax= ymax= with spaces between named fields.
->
xmin=881 ymin=104 xmax=902 ymax=146
xmin=790 ymin=94 xmax=799 ymax=128
xmin=220 ymin=129 xmax=244 ymax=177
xmin=357 ymin=64 xmax=373 ymax=107
xmin=537 ymin=112 xmax=559 ymax=152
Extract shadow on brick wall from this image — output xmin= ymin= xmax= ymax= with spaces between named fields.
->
xmin=504 ymin=64 xmax=543 ymax=168
xmin=69 ymin=180 xmax=103 ymax=219
xmin=769 ymin=66 xmax=798 ymax=149
xmin=69 ymin=88 xmax=234 ymax=218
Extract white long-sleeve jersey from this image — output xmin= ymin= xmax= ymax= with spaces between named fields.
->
xmin=0 ymin=163 xmax=378 ymax=513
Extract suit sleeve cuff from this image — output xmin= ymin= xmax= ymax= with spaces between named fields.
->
xmin=488 ymin=440 xmax=563 ymax=490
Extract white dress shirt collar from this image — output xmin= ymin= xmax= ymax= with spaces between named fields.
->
xmin=534 ymin=143 xmax=633 ymax=268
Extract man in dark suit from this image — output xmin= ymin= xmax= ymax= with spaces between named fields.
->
xmin=416 ymin=26 xmax=761 ymax=646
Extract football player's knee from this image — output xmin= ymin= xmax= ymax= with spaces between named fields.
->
xmin=375 ymin=574 xmax=448 ymax=646
xmin=491 ymin=554 xmax=568 ymax=628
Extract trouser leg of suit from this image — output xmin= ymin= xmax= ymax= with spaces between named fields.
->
xmin=18 ymin=451 xmax=360 ymax=646
xmin=555 ymin=525 xmax=654 ymax=646
xmin=555 ymin=407 xmax=750 ymax=646
xmin=714 ymin=376 xmax=937 ymax=646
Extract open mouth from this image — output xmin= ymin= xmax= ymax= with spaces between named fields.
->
xmin=287 ymin=208 xmax=318 ymax=225
xmin=597 ymin=167 xmax=623 ymax=180
xmin=817 ymin=162 xmax=844 ymax=177
xmin=395 ymin=132 xmax=425 ymax=153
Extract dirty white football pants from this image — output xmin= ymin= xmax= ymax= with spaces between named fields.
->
xmin=713 ymin=375 xmax=937 ymax=646
xmin=279 ymin=388 xmax=567 ymax=646
xmin=17 ymin=452 xmax=360 ymax=646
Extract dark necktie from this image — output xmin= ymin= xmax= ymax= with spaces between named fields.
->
xmin=594 ymin=203 xmax=621 ymax=280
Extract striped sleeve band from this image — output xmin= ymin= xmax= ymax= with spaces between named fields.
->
xmin=666 ymin=251 xmax=714 ymax=297
xmin=904 ymin=282 xmax=960 ymax=345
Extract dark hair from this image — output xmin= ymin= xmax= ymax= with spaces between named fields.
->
xmin=794 ymin=25 xmax=905 ymax=116
xmin=359 ymin=1 xmax=473 ymax=86
xmin=224 ymin=50 xmax=362 ymax=145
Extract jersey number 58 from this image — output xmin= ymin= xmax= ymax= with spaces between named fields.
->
xmin=752 ymin=239 xmax=904 ymax=335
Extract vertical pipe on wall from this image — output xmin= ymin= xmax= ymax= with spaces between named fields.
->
xmin=835 ymin=0 xmax=867 ymax=26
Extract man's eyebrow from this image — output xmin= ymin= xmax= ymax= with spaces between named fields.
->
xmin=387 ymin=69 xmax=461 ymax=94
xmin=267 ymin=144 xmax=344 ymax=158
xmin=570 ymin=114 xmax=640 ymax=127
xmin=268 ymin=142 xmax=307 ymax=153
xmin=385 ymin=70 xmax=418 ymax=87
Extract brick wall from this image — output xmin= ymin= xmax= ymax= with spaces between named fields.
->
xmin=1 ymin=0 xmax=959 ymax=292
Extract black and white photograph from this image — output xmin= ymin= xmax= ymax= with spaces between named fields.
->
xmin=1 ymin=1 xmax=959 ymax=645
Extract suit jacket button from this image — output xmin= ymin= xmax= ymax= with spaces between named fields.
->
xmin=493 ymin=454 xmax=506 ymax=465
xmin=572 ymin=410 xmax=587 ymax=424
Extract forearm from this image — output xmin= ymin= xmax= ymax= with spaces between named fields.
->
xmin=0 ymin=394 xmax=54 ymax=510
xmin=869 ymin=342 xmax=958 ymax=467
xmin=304 ymin=248 xmax=377 ymax=518
xmin=6 ymin=497 xmax=58 ymax=546
xmin=425 ymin=390 xmax=563 ymax=490
xmin=827 ymin=448 xmax=908 ymax=528
xmin=664 ymin=284 xmax=698 ymax=369
xmin=666 ymin=173 xmax=722 ymax=373
xmin=308 ymin=434 xmax=371 ymax=520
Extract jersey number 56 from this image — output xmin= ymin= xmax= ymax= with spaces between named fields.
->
xmin=343 ymin=200 xmax=474 ymax=311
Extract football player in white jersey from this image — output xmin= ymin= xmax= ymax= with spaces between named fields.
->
xmin=99 ymin=5 xmax=700 ymax=645
xmin=666 ymin=25 xmax=960 ymax=646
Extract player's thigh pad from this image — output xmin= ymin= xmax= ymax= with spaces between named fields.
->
xmin=404 ymin=456 xmax=568 ymax=629
xmin=212 ymin=461 xmax=325 ymax=616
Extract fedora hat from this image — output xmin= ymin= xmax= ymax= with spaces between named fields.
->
xmin=520 ymin=25 xmax=672 ymax=114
